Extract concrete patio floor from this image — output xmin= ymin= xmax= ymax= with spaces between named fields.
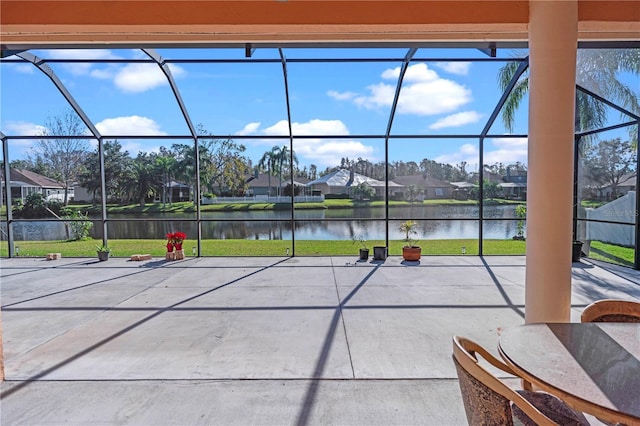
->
xmin=1 ymin=255 xmax=639 ymax=425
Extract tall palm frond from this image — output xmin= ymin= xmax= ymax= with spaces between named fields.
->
xmin=498 ymin=48 xmax=639 ymax=138
xmin=577 ymin=49 xmax=640 ymax=118
xmin=497 ymin=60 xmax=529 ymax=133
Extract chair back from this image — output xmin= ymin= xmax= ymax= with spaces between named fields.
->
xmin=452 ymin=336 xmax=560 ymax=426
xmin=581 ymin=299 xmax=640 ymax=323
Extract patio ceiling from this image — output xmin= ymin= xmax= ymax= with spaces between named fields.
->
xmin=1 ymin=0 xmax=638 ymax=49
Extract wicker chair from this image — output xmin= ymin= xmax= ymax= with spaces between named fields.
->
xmin=581 ymin=299 xmax=640 ymax=323
xmin=452 ymin=336 xmax=589 ymax=426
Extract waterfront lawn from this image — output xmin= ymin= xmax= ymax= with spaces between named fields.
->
xmin=5 ymin=239 xmax=636 ymax=265
xmin=1 ymin=238 xmax=527 ymax=258
xmin=5 ymin=239 xmax=634 ymax=267
xmin=588 ymin=240 xmax=634 ymax=267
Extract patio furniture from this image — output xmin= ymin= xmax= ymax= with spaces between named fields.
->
xmin=499 ymin=323 xmax=640 ymax=425
xmin=581 ymin=299 xmax=640 ymax=323
xmin=452 ymin=335 xmax=588 ymax=426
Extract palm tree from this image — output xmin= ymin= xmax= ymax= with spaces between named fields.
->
xmin=258 ymin=147 xmax=279 ymax=197
xmin=498 ymin=49 xmax=639 ymax=134
xmin=273 ymin=145 xmax=299 ymax=196
xmin=155 ymin=153 xmax=176 ymax=207
xmin=131 ymin=153 xmax=157 ymax=207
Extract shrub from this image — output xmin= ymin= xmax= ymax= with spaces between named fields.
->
xmin=61 ymin=208 xmax=94 ymax=241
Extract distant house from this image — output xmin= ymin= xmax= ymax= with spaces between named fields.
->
xmin=600 ymin=171 xmax=636 ymax=200
xmin=245 ymin=173 xmax=285 ymax=196
xmin=0 ymin=169 xmax=68 ymax=204
xmin=154 ymin=180 xmax=191 ymax=202
xmin=392 ymin=173 xmax=453 ymax=199
xmin=450 ymin=181 xmax=477 ymax=200
xmin=306 ymin=169 xmax=402 ymax=197
xmin=244 ymin=173 xmax=308 ymax=197
xmin=498 ymin=170 xmax=527 ymax=200
xmin=167 ymin=180 xmax=191 ymax=202
xmin=470 ymin=169 xmax=528 ymax=200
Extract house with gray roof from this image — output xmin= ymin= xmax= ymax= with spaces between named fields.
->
xmin=306 ymin=169 xmax=402 ymax=197
xmin=392 ymin=173 xmax=453 ymax=199
xmin=245 ymin=173 xmax=308 ymax=197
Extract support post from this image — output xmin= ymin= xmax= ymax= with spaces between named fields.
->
xmin=525 ymin=0 xmax=578 ymax=323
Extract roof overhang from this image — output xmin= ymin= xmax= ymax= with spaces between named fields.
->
xmin=1 ymin=1 xmax=638 ymax=50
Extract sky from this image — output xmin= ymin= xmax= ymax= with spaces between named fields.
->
xmin=0 ymin=47 xmax=634 ymax=173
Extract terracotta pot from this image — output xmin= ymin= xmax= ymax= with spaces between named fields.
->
xmin=402 ymin=246 xmax=421 ymax=261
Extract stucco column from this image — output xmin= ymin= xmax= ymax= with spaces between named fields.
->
xmin=0 ymin=311 xmax=4 ymax=381
xmin=525 ymin=0 xmax=577 ymax=323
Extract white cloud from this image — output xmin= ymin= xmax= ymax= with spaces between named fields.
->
xmin=239 ymin=118 xmax=374 ymax=167
xmin=89 ymin=68 xmax=114 ymax=80
xmin=353 ymin=83 xmax=396 ymax=110
xmin=95 ymin=116 xmax=167 ymax=136
xmin=346 ymin=63 xmax=472 ymax=116
xmin=2 ymin=121 xmax=47 ymax=157
xmin=45 ymin=49 xmax=120 ymax=61
xmin=398 ymin=79 xmax=471 ymax=115
xmin=296 ymin=140 xmax=374 ymax=168
xmin=30 ymin=49 xmax=184 ymax=93
xmin=429 ymin=111 xmax=483 ymax=130
xmin=9 ymin=63 xmax=35 ymax=74
xmin=434 ymin=143 xmax=478 ymax=166
xmin=434 ymin=137 xmax=528 ymax=167
xmin=327 ymin=90 xmax=358 ymax=101
xmin=44 ymin=49 xmax=121 ymax=76
xmin=483 ymin=137 xmax=528 ymax=165
xmin=235 ymin=122 xmax=261 ymax=136
xmin=3 ymin=120 xmax=47 ymax=136
xmin=113 ymin=63 xmax=185 ymax=93
xmin=435 ymin=62 xmax=471 ymax=75
xmin=382 ymin=63 xmax=439 ymax=83
xmin=252 ymin=119 xmax=351 ymax=137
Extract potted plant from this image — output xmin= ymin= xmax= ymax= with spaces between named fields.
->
xmin=400 ymin=220 xmax=421 ymax=261
xmin=166 ymin=231 xmax=187 ymax=260
xmin=572 ymin=240 xmax=584 ymax=262
xmin=512 ymin=204 xmax=526 ymax=241
xmin=96 ymin=243 xmax=111 ymax=261
xmin=352 ymin=236 xmax=369 ymax=260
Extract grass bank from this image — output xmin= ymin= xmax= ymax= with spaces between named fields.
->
xmin=4 ymin=239 xmax=634 ymax=268
xmin=64 ymin=198 xmax=524 ymax=215
xmin=2 ymin=238 xmax=526 ymax=258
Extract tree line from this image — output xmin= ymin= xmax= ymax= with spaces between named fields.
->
xmin=7 ymin=110 xmax=533 ymax=208
xmin=8 ymin=110 xmax=633 ymax=208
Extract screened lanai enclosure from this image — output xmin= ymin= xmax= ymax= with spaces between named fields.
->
xmin=0 ymin=46 xmax=638 ymax=266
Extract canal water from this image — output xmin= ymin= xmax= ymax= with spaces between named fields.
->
xmin=6 ymin=204 xmax=522 ymax=241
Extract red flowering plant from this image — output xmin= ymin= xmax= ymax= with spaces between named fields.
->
xmin=166 ymin=232 xmax=187 ymax=251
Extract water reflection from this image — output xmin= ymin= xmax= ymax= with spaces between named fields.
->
xmin=4 ymin=205 xmax=522 ymax=241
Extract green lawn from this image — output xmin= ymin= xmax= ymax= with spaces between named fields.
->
xmin=4 ymin=238 xmax=635 ymax=268
xmin=588 ymin=240 xmax=635 ymax=267
xmin=1 ymin=238 xmax=526 ymax=258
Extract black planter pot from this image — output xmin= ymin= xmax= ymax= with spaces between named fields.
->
xmin=359 ymin=248 xmax=369 ymax=260
xmin=97 ymin=251 xmax=110 ymax=261
xmin=373 ymin=246 xmax=387 ymax=261
xmin=572 ymin=241 xmax=583 ymax=262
